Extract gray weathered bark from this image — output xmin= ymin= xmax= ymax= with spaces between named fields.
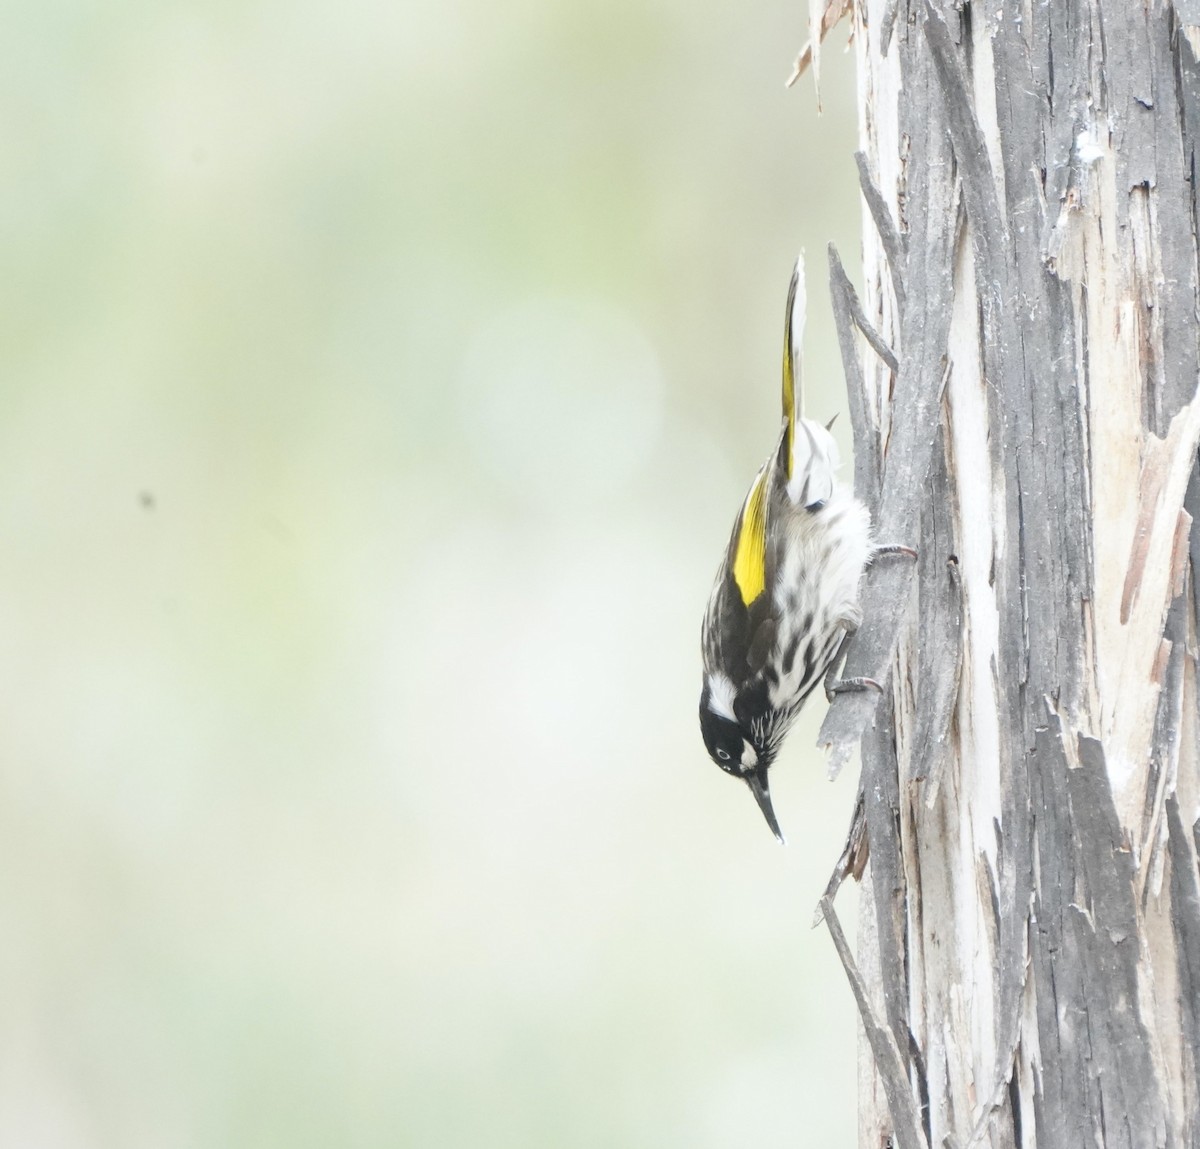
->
xmin=801 ymin=2 xmax=1200 ymax=1146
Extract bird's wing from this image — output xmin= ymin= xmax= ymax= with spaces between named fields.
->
xmin=731 ymin=465 xmax=770 ymax=605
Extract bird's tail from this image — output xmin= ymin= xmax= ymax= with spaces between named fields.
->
xmin=781 ymin=253 xmax=805 ymax=482
xmin=780 ymin=253 xmax=838 ymax=507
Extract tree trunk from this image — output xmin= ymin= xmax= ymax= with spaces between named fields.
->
xmin=808 ymin=3 xmax=1200 ymax=1146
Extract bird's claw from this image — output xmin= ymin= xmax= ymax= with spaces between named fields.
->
xmin=872 ymin=543 xmax=918 ymax=561
xmin=825 ymin=675 xmax=883 ymax=702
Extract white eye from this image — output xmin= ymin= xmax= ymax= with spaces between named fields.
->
xmin=716 ymin=749 xmax=731 ymax=761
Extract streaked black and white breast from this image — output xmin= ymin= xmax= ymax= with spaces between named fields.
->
xmin=700 ymin=423 xmax=871 ymax=765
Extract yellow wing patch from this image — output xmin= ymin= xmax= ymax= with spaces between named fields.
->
xmin=732 ymin=470 xmax=769 ymax=604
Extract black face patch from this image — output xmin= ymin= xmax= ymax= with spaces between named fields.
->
xmin=698 ymin=692 xmax=745 ymax=776
xmin=699 ymin=710 xmax=743 ymax=774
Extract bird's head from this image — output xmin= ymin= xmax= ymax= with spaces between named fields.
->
xmin=699 ymin=675 xmax=784 ymax=843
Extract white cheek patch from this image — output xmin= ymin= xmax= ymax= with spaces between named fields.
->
xmin=740 ymin=743 xmax=758 ymax=771
xmin=706 ymin=673 xmax=737 ymax=721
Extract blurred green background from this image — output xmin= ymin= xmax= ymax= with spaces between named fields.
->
xmin=2 ymin=1 xmax=866 ymax=1145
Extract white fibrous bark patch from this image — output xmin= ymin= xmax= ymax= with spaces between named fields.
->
xmin=812 ymin=1 xmax=1200 ymax=1146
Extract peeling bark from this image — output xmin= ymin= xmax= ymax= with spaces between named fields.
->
xmin=808 ymin=2 xmax=1200 ymax=1146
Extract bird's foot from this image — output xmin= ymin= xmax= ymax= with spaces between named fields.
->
xmin=825 ymin=675 xmax=883 ymax=701
xmin=872 ymin=543 xmax=918 ymax=561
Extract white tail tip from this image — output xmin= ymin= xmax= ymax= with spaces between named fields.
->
xmin=790 ymin=252 xmax=807 ymax=363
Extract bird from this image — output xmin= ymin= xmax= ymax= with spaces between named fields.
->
xmin=699 ymin=254 xmax=874 ymax=842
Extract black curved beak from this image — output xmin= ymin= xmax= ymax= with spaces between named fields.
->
xmin=745 ymin=769 xmax=785 ymax=844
